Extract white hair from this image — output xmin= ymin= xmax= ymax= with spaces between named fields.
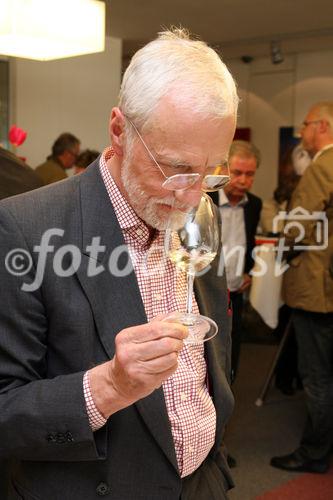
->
xmin=311 ymin=102 xmax=333 ymax=132
xmin=119 ymin=27 xmax=239 ymax=134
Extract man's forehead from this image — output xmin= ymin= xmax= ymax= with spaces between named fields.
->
xmin=152 ymin=147 xmax=228 ymax=169
xmin=230 ymin=154 xmax=257 ymax=167
xmin=306 ymin=106 xmax=319 ymax=119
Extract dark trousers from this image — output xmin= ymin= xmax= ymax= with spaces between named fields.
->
xmin=274 ymin=305 xmax=300 ymax=390
xmin=293 ymin=309 xmax=333 ymax=460
xmin=230 ymin=292 xmax=243 ymax=382
xmin=0 ymin=460 xmax=9 ymax=499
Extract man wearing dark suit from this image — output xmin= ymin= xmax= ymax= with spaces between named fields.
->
xmin=211 ymin=140 xmax=262 ymax=382
xmin=0 ymin=28 xmax=239 ymax=499
xmin=0 ymin=146 xmax=42 ymax=199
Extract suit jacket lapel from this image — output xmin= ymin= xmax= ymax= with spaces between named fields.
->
xmin=243 ymin=200 xmax=251 ymax=247
xmin=75 ymin=163 xmax=178 ymax=472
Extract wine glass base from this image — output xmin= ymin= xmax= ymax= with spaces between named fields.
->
xmin=163 ymin=312 xmax=218 ymax=344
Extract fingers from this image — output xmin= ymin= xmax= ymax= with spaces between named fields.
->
xmin=107 ymin=321 xmax=189 ymax=406
xmin=119 ymin=320 xmax=188 ymax=345
xmin=150 ymin=313 xmax=170 ymax=322
xmin=115 ymin=323 xmax=186 ymax=366
xmin=134 ymin=336 xmax=184 ymax=362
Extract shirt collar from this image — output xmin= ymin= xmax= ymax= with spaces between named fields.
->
xmin=218 ymin=189 xmax=248 ymax=207
xmin=313 ymin=143 xmax=333 ymax=162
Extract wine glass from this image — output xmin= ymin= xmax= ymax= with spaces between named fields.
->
xmin=164 ymin=192 xmax=220 ymax=343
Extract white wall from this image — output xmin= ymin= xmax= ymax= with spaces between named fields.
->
xmin=11 ymin=36 xmax=122 ymax=167
xmin=227 ymin=49 xmax=333 ymax=200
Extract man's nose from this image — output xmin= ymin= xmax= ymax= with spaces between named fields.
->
xmin=238 ymin=173 xmax=247 ymax=184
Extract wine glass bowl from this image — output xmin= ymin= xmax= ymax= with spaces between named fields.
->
xmin=164 ymin=193 xmax=220 ymax=343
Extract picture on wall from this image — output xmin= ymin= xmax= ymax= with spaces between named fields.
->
xmin=278 ymin=126 xmax=300 ymax=184
xmin=234 ymin=127 xmax=251 ymax=141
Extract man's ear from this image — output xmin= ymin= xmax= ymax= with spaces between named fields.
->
xmin=320 ymin=119 xmax=329 ymax=134
xmin=109 ymin=107 xmax=125 ymax=156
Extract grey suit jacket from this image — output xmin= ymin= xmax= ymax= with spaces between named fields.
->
xmin=0 ymin=161 xmax=234 ymax=500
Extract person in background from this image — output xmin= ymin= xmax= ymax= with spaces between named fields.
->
xmin=260 ymin=182 xmax=296 ymax=236
xmin=260 ymin=141 xmax=310 ymax=236
xmin=291 ymin=143 xmax=311 ymax=177
xmin=271 ymin=101 xmax=333 ymax=474
xmin=0 ymin=145 xmax=43 ymax=500
xmin=0 ymin=28 xmax=238 ymax=499
xmin=259 ymin=155 xmax=303 ymax=397
xmin=211 ymin=140 xmax=262 ymax=383
xmin=0 ymin=145 xmax=42 ymax=199
xmin=75 ymin=149 xmax=100 ymax=174
xmin=35 ymin=132 xmax=80 ymax=185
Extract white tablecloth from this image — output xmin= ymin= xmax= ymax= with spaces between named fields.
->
xmin=249 ymin=241 xmax=283 ymax=329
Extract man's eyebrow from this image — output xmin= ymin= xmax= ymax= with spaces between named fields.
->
xmin=154 ymin=153 xmax=229 ymax=169
xmin=154 ymin=153 xmax=193 ymax=168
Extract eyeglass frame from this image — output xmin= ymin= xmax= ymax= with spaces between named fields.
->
xmin=301 ymin=119 xmax=322 ymax=129
xmin=123 ymin=114 xmax=230 ymax=192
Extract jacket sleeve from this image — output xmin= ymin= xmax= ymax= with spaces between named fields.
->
xmin=285 ymin=159 xmax=333 ymax=248
xmin=0 ymin=204 xmax=107 ymax=461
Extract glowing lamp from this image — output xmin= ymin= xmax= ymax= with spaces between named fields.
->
xmin=0 ymin=0 xmax=105 ymax=61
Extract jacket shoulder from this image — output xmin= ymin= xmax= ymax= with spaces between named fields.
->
xmin=247 ymin=191 xmax=262 ymax=204
xmin=247 ymin=192 xmax=263 ymax=212
xmin=0 ymin=174 xmax=80 ymax=228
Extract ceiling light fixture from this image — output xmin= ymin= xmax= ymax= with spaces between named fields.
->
xmin=270 ymin=40 xmax=284 ymax=64
xmin=0 ymin=0 xmax=105 ymax=61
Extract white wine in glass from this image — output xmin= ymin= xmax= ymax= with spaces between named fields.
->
xmin=164 ymin=193 xmax=220 ymax=343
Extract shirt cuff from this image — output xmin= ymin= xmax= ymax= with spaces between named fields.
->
xmin=83 ymin=371 xmax=107 ymax=432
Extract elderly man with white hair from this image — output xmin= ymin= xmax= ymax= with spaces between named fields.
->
xmin=0 ymin=29 xmax=238 ymax=499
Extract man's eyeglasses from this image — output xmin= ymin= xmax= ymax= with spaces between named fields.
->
xmin=302 ymin=120 xmax=321 ymax=128
xmin=125 ymin=116 xmax=230 ymax=192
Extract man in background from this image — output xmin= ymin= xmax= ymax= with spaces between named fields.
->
xmin=35 ymin=132 xmax=80 ymax=184
xmin=271 ymin=102 xmax=333 ymax=474
xmin=211 ymin=140 xmax=262 ymax=382
xmin=74 ymin=149 xmax=100 ymax=174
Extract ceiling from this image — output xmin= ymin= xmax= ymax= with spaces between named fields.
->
xmin=105 ymin=0 xmax=333 ymax=62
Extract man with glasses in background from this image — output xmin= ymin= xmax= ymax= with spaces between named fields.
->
xmin=35 ymin=132 xmax=80 ymax=185
xmin=0 ymin=28 xmax=239 ymax=499
xmin=271 ymin=102 xmax=333 ymax=474
xmin=211 ymin=140 xmax=262 ymax=386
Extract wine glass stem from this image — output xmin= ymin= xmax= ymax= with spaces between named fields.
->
xmin=186 ymin=271 xmax=195 ymax=315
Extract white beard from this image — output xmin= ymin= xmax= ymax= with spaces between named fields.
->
xmin=120 ymin=153 xmax=174 ymax=230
